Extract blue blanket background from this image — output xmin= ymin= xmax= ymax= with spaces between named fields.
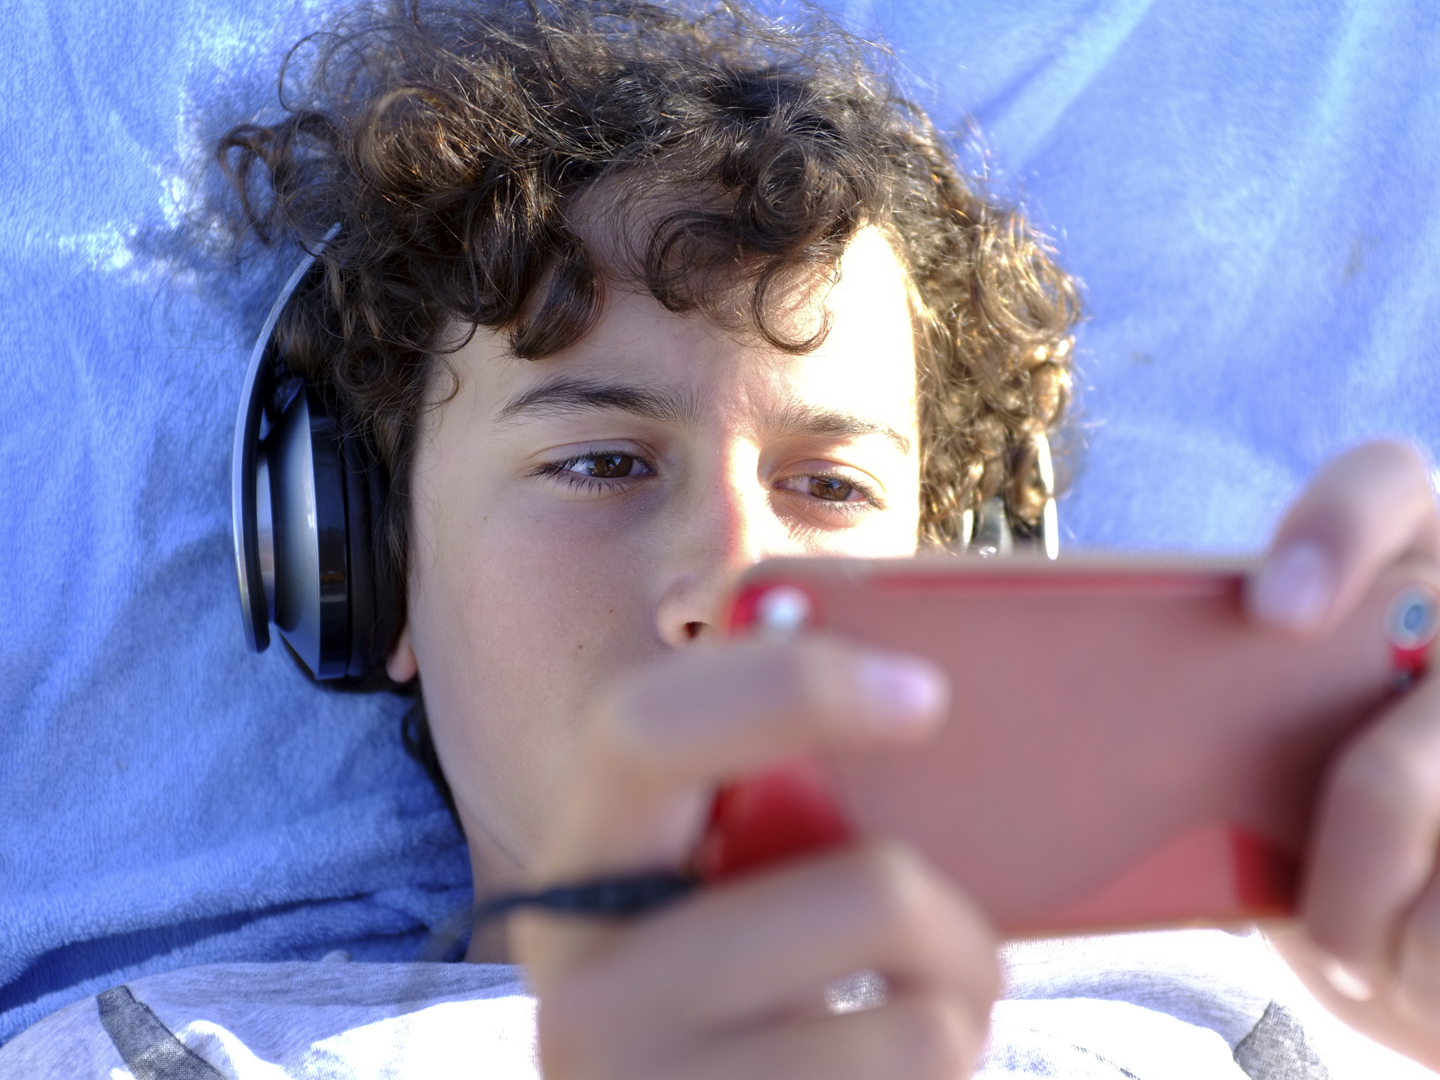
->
xmin=4 ymin=0 xmax=1439 ymax=1044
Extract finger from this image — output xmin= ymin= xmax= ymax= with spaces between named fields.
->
xmin=1302 ymin=674 xmax=1440 ymax=976
xmin=535 ymin=636 xmax=948 ymax=882
xmin=1271 ymin=924 xmax=1440 ymax=1070
xmin=524 ymin=842 xmax=998 ymax=1031
xmin=1399 ymin=873 xmax=1440 ymax=1019
xmin=1249 ymin=440 xmax=1440 ymax=634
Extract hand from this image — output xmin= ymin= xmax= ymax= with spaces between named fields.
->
xmin=510 ymin=636 xmax=1001 ymax=1080
xmin=1247 ymin=441 xmax=1440 ymax=1065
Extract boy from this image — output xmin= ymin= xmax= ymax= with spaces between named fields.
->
xmin=7 ymin=0 xmax=1440 ymax=1076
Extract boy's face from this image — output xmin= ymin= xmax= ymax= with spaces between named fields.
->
xmin=387 ymin=227 xmax=924 ymax=884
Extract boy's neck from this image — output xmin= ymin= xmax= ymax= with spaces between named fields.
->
xmin=465 ymin=824 xmax=527 ymax=963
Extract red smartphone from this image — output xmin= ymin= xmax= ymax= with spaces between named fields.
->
xmin=700 ymin=555 xmax=1440 ymax=936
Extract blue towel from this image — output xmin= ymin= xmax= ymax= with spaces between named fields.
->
xmin=853 ymin=0 xmax=1440 ymax=548
xmin=4 ymin=0 xmax=1440 ymax=1046
xmin=0 ymin=0 xmax=474 ymax=1044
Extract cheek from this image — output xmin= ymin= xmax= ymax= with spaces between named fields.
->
xmin=407 ymin=494 xmax=658 ymax=861
xmin=891 ymin=467 xmax=924 ymax=553
xmin=864 ymin=467 xmax=923 ymax=557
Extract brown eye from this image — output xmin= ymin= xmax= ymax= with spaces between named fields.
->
xmin=578 ymin=453 xmax=637 ymax=478
xmin=807 ymin=476 xmax=857 ymax=501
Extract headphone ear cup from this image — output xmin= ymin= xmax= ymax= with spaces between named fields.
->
xmin=340 ymin=433 xmax=400 ymax=678
xmin=266 ymin=385 xmax=352 ymax=678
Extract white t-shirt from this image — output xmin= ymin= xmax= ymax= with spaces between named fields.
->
xmin=0 ymin=929 xmax=1431 ymax=1079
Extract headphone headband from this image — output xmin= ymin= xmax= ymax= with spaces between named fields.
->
xmin=232 ymin=239 xmax=331 ymax=654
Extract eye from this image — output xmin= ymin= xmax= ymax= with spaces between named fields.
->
xmin=565 ymin=453 xmax=644 ymax=479
xmin=776 ymin=471 xmax=880 ymax=507
xmin=804 ymin=476 xmax=859 ymax=501
xmin=533 ymin=449 xmax=656 ymax=493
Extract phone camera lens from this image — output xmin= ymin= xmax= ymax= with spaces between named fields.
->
xmin=1387 ymin=587 xmax=1439 ymax=650
xmin=757 ymin=586 xmax=815 ymax=637
xmin=1405 ymin=603 xmax=1427 ymax=634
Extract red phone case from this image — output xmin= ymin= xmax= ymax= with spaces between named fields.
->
xmin=702 ymin=555 xmax=1440 ymax=935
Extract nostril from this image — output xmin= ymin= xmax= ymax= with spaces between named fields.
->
xmin=684 ymin=621 xmax=705 ymax=639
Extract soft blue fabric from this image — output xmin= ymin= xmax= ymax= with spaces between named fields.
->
xmin=850 ymin=0 xmax=1440 ymax=548
xmin=0 ymin=0 xmax=474 ymax=1045
xmin=4 ymin=0 xmax=1440 ymax=1047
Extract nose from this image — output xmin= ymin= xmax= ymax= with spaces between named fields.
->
xmin=654 ymin=447 xmax=793 ymax=647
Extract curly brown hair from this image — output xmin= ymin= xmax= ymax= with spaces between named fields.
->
xmin=220 ymin=0 xmax=1079 ymax=644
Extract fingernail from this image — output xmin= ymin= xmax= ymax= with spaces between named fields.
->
xmin=856 ymin=656 xmax=947 ymax=722
xmin=1250 ymin=540 xmax=1335 ymax=630
xmin=1322 ymin=957 xmax=1375 ymax=1001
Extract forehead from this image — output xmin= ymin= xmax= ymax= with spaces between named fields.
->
xmin=450 ymin=226 xmax=920 ymax=428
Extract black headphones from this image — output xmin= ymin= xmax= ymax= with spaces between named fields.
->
xmin=231 ymin=229 xmax=401 ymax=681
xmin=964 ymin=452 xmax=1058 ymax=561
xmin=232 ymin=238 xmax=1057 ymax=678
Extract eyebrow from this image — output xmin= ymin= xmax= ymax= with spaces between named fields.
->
xmin=768 ymin=398 xmax=913 ymax=455
xmin=496 ymin=376 xmax=912 ymax=454
xmin=495 ymin=378 xmax=701 ymax=427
